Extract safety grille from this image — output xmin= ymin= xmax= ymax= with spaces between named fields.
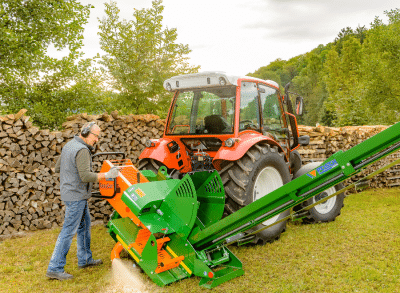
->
xmin=205 ymin=176 xmax=223 ymax=194
xmin=175 ymin=178 xmax=195 ymax=198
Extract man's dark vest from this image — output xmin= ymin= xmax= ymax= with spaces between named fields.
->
xmin=59 ymin=136 xmax=93 ymax=201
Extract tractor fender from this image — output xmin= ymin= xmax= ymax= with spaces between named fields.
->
xmin=138 ymin=138 xmax=191 ymax=172
xmin=213 ymin=133 xmax=285 ymax=171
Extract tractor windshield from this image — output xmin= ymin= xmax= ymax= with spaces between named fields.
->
xmin=167 ymin=86 xmax=236 ymax=135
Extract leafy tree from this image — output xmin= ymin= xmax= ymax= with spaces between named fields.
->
xmin=323 ymin=37 xmax=367 ymax=125
xmin=98 ymin=0 xmax=199 ymax=117
xmin=324 ymin=9 xmax=400 ymax=126
xmin=360 ymin=9 xmax=400 ymax=124
xmin=0 ymin=0 xmax=104 ymax=129
xmin=291 ymin=46 xmax=330 ymax=126
xmin=334 ymin=25 xmax=367 ymax=54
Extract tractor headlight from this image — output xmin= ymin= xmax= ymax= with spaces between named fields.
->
xmin=219 ymin=77 xmax=226 ymax=86
xmin=224 ymin=138 xmax=235 ymax=147
xmin=165 ymin=82 xmax=172 ymax=91
xmin=145 ymin=139 xmax=155 ymax=148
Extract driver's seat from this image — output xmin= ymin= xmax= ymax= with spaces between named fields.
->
xmin=204 ymin=115 xmax=229 ymax=134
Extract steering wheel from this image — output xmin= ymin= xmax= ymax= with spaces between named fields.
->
xmin=239 ymin=120 xmax=258 ymax=130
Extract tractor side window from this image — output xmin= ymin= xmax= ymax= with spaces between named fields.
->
xmin=239 ymin=81 xmax=260 ymax=131
xmin=259 ymin=84 xmax=285 ymax=139
xmin=168 ymin=91 xmax=193 ymax=134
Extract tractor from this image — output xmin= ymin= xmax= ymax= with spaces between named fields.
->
xmin=138 ymin=71 xmax=345 ymax=245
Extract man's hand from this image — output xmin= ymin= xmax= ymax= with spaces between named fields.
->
xmin=104 ymin=167 xmax=119 ymax=179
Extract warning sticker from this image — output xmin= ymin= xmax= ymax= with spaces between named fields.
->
xmin=135 ymin=188 xmax=146 ymax=197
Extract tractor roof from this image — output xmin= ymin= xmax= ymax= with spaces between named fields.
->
xmin=163 ymin=71 xmax=279 ymax=92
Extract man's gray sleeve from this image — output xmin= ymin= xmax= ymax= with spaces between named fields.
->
xmin=76 ymin=149 xmax=98 ymax=183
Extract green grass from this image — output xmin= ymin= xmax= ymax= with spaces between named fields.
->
xmin=1 ymin=188 xmax=399 ymax=293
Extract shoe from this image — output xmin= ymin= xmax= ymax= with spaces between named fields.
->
xmin=46 ymin=271 xmax=73 ymax=280
xmin=78 ymin=259 xmax=103 ymax=269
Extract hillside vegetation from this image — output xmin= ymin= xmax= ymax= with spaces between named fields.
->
xmin=249 ymin=9 xmax=400 ymax=127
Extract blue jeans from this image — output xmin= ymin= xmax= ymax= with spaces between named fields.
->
xmin=47 ymin=200 xmax=94 ymax=273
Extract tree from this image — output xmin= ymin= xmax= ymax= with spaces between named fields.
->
xmin=0 ymin=0 xmax=104 ymax=129
xmin=291 ymin=46 xmax=330 ymax=126
xmin=334 ymin=25 xmax=367 ymax=54
xmin=360 ymin=9 xmax=400 ymax=124
xmin=324 ymin=37 xmax=368 ymax=126
xmin=98 ymin=0 xmax=199 ymax=117
xmin=325 ymin=9 xmax=400 ymax=126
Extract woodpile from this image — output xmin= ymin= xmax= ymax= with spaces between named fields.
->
xmin=0 ymin=109 xmax=165 ymax=236
xmin=1 ymin=109 xmax=399 ymax=238
xmin=297 ymin=125 xmax=400 ymax=190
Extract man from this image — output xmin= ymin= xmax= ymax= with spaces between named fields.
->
xmin=46 ymin=122 xmax=119 ymax=280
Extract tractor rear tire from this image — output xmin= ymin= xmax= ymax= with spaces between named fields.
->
xmin=294 ymin=162 xmax=345 ymax=223
xmin=138 ymin=158 xmax=163 ymax=174
xmin=138 ymin=159 xmax=180 ymax=179
xmin=219 ymin=144 xmax=291 ymax=245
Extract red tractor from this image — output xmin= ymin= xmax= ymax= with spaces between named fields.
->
xmin=139 ymin=72 xmax=344 ymax=244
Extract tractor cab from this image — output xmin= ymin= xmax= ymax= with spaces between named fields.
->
xmin=140 ymin=72 xmax=305 ymax=175
xmin=166 ymin=84 xmax=236 ymax=135
xmin=164 ymin=72 xmax=296 ymax=150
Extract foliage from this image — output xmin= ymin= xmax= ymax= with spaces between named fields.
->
xmin=98 ymin=0 xmax=199 ymax=118
xmin=0 ymin=0 xmax=105 ymax=129
xmin=249 ymin=8 xmax=400 ymax=127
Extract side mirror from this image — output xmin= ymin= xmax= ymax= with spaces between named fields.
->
xmin=295 ymin=96 xmax=304 ymax=116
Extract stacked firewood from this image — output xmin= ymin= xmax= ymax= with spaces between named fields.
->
xmin=297 ymin=125 xmax=400 ymax=190
xmin=1 ymin=109 xmax=400 ymax=237
xmin=0 ymin=109 xmax=165 ymax=236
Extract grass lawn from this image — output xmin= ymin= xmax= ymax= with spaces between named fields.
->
xmin=0 ymin=188 xmax=399 ymax=293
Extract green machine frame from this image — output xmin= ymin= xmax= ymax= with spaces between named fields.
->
xmin=106 ymin=121 xmax=400 ymax=288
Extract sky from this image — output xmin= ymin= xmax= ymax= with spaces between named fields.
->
xmin=50 ymin=0 xmax=397 ymax=76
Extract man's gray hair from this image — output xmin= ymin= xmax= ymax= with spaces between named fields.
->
xmin=80 ymin=121 xmax=98 ymax=134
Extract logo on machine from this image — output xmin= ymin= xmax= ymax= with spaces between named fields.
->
xmin=99 ymin=183 xmax=114 ymax=189
xmin=135 ymin=188 xmax=146 ymax=197
xmin=307 ymin=170 xmax=317 ymax=179
xmin=307 ymin=159 xmax=339 ymax=178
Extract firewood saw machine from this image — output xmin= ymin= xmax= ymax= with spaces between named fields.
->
xmin=92 ymin=72 xmax=400 ymax=288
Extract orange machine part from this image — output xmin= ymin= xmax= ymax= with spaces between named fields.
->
xmin=130 ymin=228 xmax=152 ymax=254
xmin=99 ymin=159 xmax=148 ymax=229
xmin=129 ymin=227 xmax=183 ymax=274
xmin=110 ymin=242 xmax=124 ymax=261
xmin=155 ymin=250 xmax=185 ymax=274
xmin=100 ymin=159 xmax=184 ymax=274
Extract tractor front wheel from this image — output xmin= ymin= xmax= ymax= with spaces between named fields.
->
xmin=294 ymin=162 xmax=345 ymax=223
xmin=302 ymin=183 xmax=344 ymax=223
xmin=219 ymin=144 xmax=291 ymax=245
